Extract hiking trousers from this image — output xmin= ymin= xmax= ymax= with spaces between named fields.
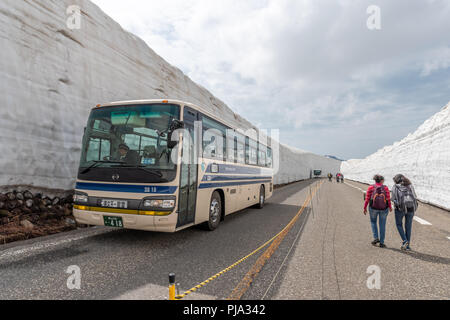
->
xmin=369 ymin=208 xmax=389 ymax=244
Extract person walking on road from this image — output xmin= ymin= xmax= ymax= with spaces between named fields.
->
xmin=328 ymin=173 xmax=333 ymax=182
xmin=391 ymin=174 xmax=418 ymax=252
xmin=364 ymin=175 xmax=392 ymax=248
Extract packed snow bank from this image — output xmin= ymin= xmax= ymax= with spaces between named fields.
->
xmin=0 ymin=0 xmax=340 ymax=190
xmin=341 ymin=102 xmax=450 ymax=210
xmin=274 ymin=145 xmax=340 ymax=185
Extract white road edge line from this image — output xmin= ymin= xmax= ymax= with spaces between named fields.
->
xmin=413 ymin=217 xmax=432 ymax=226
xmin=344 ymin=182 xmax=366 ymax=193
xmin=0 ymin=235 xmax=91 ymax=259
xmin=344 ymin=182 xmax=434 ymax=226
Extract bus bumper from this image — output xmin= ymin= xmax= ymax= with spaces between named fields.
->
xmin=73 ymin=208 xmax=177 ymax=233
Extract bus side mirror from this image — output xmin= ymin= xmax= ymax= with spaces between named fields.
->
xmin=168 ymin=133 xmax=177 ymax=149
xmin=170 ymin=119 xmax=184 ymax=131
xmin=167 ymin=120 xmax=184 ymax=149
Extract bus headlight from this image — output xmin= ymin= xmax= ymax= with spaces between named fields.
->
xmin=73 ymin=193 xmax=89 ymax=203
xmin=143 ymin=198 xmax=176 ymax=210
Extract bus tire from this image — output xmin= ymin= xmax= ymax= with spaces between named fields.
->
xmin=205 ymin=191 xmax=222 ymax=231
xmin=256 ymin=185 xmax=265 ymax=209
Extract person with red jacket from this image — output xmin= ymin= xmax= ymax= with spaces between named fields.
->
xmin=364 ymin=174 xmax=392 ymax=248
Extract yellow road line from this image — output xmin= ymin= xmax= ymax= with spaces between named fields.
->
xmin=174 ymin=181 xmax=322 ymax=300
xmin=227 ymin=181 xmax=323 ymax=300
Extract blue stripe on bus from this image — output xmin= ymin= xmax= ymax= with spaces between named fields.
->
xmin=198 ymin=180 xmax=272 ymax=189
xmin=202 ymin=175 xmax=273 ymax=182
xmin=206 ymin=164 xmax=272 ymax=175
xmin=75 ymin=182 xmax=178 ymax=194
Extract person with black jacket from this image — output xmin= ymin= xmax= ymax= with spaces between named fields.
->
xmin=391 ymin=174 xmax=418 ymax=252
xmin=117 ymin=144 xmax=139 ymax=165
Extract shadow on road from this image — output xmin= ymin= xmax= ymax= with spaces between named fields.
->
xmin=386 ymin=247 xmax=450 ymax=265
xmin=270 ymin=179 xmax=317 ymax=204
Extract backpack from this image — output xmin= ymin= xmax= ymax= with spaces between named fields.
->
xmin=396 ymin=185 xmax=417 ymax=212
xmin=370 ymin=185 xmax=388 ymax=210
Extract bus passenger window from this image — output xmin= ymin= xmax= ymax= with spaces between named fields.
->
xmin=249 ymin=139 xmax=258 ymax=165
xmin=202 ymin=117 xmax=227 ymax=161
xmin=204 ymin=131 xmax=227 ymax=160
xmin=267 ymin=148 xmax=273 ymax=168
xmin=258 ymin=143 xmax=267 ymax=167
xmin=227 ymin=135 xmax=236 ymax=163
xmin=245 ymin=137 xmax=250 ymax=164
xmin=237 ymin=141 xmax=245 ymax=164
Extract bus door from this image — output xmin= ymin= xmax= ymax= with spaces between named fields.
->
xmin=177 ymin=107 xmax=199 ymax=228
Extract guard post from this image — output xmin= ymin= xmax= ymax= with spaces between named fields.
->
xmin=169 ymin=273 xmax=176 ymax=300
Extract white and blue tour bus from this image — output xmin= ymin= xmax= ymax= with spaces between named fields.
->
xmin=73 ymin=99 xmax=274 ymax=232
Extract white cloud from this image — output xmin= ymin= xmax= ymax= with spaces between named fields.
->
xmin=420 ymin=47 xmax=450 ymax=77
xmin=90 ymin=0 xmax=450 ymax=159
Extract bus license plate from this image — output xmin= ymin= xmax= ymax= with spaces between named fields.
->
xmin=101 ymin=199 xmax=128 ymax=209
xmin=103 ymin=216 xmax=124 ymax=228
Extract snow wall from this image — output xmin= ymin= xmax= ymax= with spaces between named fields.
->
xmin=341 ymin=102 xmax=450 ymax=210
xmin=0 ymin=0 xmax=340 ymax=191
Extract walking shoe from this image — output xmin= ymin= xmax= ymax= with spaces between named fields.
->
xmin=379 ymin=243 xmax=387 ymax=248
xmin=401 ymin=241 xmax=409 ymax=251
xmin=405 ymin=245 xmax=412 ymax=252
xmin=371 ymin=239 xmax=380 ymax=246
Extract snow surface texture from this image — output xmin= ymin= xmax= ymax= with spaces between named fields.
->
xmin=0 ymin=0 xmax=340 ymax=191
xmin=341 ymin=102 xmax=450 ymax=210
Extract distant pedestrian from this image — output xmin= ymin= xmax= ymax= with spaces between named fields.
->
xmin=335 ymin=173 xmax=344 ymax=183
xmin=391 ymin=174 xmax=418 ymax=252
xmin=328 ymin=173 xmax=333 ymax=182
xmin=364 ymin=174 xmax=392 ymax=248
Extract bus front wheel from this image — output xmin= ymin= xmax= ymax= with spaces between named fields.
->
xmin=256 ymin=185 xmax=265 ymax=209
xmin=205 ymin=191 xmax=222 ymax=231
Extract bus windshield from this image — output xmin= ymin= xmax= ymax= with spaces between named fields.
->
xmin=79 ymin=104 xmax=180 ymax=176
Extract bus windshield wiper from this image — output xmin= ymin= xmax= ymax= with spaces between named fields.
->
xmin=118 ymin=164 xmax=165 ymax=179
xmin=80 ymin=160 xmax=125 ymax=174
xmin=136 ymin=166 xmax=164 ymax=178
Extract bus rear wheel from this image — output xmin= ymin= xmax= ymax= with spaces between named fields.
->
xmin=205 ymin=191 xmax=222 ymax=231
xmin=256 ymin=185 xmax=265 ymax=209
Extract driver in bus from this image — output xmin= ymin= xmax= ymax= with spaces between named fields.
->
xmin=116 ymin=143 xmax=139 ymax=165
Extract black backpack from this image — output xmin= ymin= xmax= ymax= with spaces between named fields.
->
xmin=396 ymin=185 xmax=417 ymax=212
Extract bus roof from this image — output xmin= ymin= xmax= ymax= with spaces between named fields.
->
xmin=97 ymin=99 xmax=188 ymax=108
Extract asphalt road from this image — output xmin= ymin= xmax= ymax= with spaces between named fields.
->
xmin=1 ymin=179 xmax=448 ymax=300
xmin=0 ymin=180 xmax=316 ymax=300
xmin=273 ymin=180 xmax=450 ymax=300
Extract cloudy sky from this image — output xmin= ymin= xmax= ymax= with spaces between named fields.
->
xmin=91 ymin=0 xmax=450 ymax=160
